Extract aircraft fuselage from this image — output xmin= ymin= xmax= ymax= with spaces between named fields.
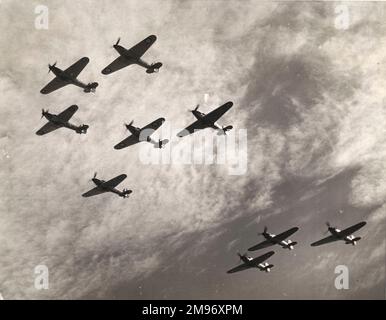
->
xmin=114 ymin=45 xmax=152 ymax=69
xmin=91 ymin=178 xmax=127 ymax=197
xmin=329 ymin=228 xmax=358 ymax=245
xmin=50 ymin=66 xmax=90 ymax=90
xmin=192 ymin=110 xmax=222 ymax=130
xmin=126 ymin=124 xmax=159 ymax=145
xmin=43 ymin=112 xmax=87 ymax=133
xmin=263 ymin=232 xmax=295 ymax=250
xmin=239 ymin=255 xmax=271 ymax=272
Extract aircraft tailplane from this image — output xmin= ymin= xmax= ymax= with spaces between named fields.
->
xmin=156 ymin=139 xmax=169 ymax=149
xmin=264 ymin=264 xmax=274 ymax=272
xmin=218 ymin=125 xmax=233 ymax=135
xmin=146 ymin=62 xmax=163 ymax=74
xmin=84 ymin=82 xmax=99 ymax=93
xmin=347 ymin=237 xmax=361 ymax=245
xmin=120 ymin=188 xmax=133 ymax=198
xmin=285 ymin=241 xmax=298 ymax=250
xmin=76 ymin=124 xmax=89 ymax=134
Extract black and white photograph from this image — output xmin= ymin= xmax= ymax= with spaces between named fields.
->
xmin=0 ymin=0 xmax=385 ymax=309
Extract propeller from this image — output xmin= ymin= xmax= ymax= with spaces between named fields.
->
xmin=258 ymin=226 xmax=268 ymax=236
xmin=48 ymin=62 xmax=56 ymax=73
xmin=93 ymin=172 xmax=97 ymax=179
xmin=237 ymin=252 xmax=247 ymax=261
xmin=114 ymin=37 xmax=121 ymax=46
xmin=124 ymin=121 xmax=134 ymax=131
xmin=323 ymin=222 xmax=332 ymax=235
xmin=188 ymin=104 xmax=199 ymax=112
xmin=41 ymin=109 xmax=48 ymax=119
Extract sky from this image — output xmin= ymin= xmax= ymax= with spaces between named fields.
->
xmin=0 ymin=0 xmax=385 ymax=299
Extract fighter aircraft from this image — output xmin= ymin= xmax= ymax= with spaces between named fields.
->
xmin=311 ymin=221 xmax=367 ymax=247
xmin=227 ymin=251 xmax=275 ymax=274
xmin=114 ymin=118 xmax=169 ymax=149
xmin=36 ymin=105 xmax=89 ymax=136
xmin=82 ymin=173 xmax=132 ymax=198
xmin=248 ymin=226 xmax=299 ymax=251
xmin=40 ymin=57 xmax=98 ymax=94
xmin=177 ymin=102 xmax=233 ymax=138
xmin=101 ymin=35 xmax=162 ymax=75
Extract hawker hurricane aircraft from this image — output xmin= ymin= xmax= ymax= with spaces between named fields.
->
xmin=101 ymin=35 xmax=162 ymax=75
xmin=82 ymin=173 xmax=132 ymax=198
xmin=36 ymin=105 xmax=89 ymax=135
xmin=114 ymin=118 xmax=169 ymax=149
xmin=177 ymin=101 xmax=233 ymax=137
xmin=40 ymin=57 xmax=98 ymax=94
xmin=248 ymin=226 xmax=299 ymax=251
xmin=227 ymin=251 xmax=275 ymax=274
xmin=311 ymin=221 xmax=367 ymax=247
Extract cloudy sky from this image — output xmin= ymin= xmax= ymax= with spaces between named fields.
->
xmin=0 ymin=0 xmax=385 ymax=299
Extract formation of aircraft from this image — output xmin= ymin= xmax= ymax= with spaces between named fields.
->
xmin=82 ymin=173 xmax=132 ymax=198
xmin=101 ymin=35 xmax=162 ymax=75
xmin=40 ymin=57 xmax=98 ymax=94
xmin=227 ymin=221 xmax=367 ymax=274
xmin=227 ymin=251 xmax=275 ymax=274
xmin=36 ymin=105 xmax=88 ymax=135
xmin=37 ymin=34 xmax=370 ymax=279
xmin=310 ymin=221 xmax=367 ymax=247
xmin=177 ymin=102 xmax=234 ymax=138
xmin=248 ymin=226 xmax=299 ymax=251
xmin=114 ymin=118 xmax=169 ymax=150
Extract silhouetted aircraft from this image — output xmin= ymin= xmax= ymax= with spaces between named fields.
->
xmin=114 ymin=118 xmax=169 ymax=149
xmin=82 ymin=173 xmax=132 ymax=198
xmin=311 ymin=221 xmax=366 ymax=247
xmin=101 ymin=35 xmax=162 ymax=75
xmin=177 ymin=102 xmax=233 ymax=137
xmin=36 ymin=105 xmax=88 ymax=136
xmin=248 ymin=226 xmax=299 ymax=251
xmin=227 ymin=251 xmax=275 ymax=274
xmin=40 ymin=57 xmax=98 ymax=94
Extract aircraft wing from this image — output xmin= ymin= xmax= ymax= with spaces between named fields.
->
xmin=64 ymin=57 xmax=90 ymax=78
xmin=310 ymin=235 xmax=338 ymax=247
xmin=250 ymin=251 xmax=275 ymax=266
xmin=139 ymin=118 xmax=165 ymax=137
xmin=101 ymin=56 xmax=134 ymax=75
xmin=40 ymin=77 xmax=69 ymax=94
xmin=36 ymin=122 xmax=62 ymax=136
xmin=114 ymin=135 xmax=140 ymax=149
xmin=272 ymin=227 xmax=299 ymax=242
xmin=248 ymin=240 xmax=272 ymax=251
xmin=177 ymin=120 xmax=208 ymax=138
xmin=226 ymin=263 xmax=252 ymax=274
xmin=102 ymin=174 xmax=127 ymax=188
xmin=339 ymin=222 xmax=366 ymax=237
xmin=127 ymin=35 xmax=157 ymax=58
xmin=57 ymin=105 xmax=78 ymax=122
xmin=203 ymin=101 xmax=233 ymax=124
xmin=82 ymin=186 xmax=107 ymax=197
